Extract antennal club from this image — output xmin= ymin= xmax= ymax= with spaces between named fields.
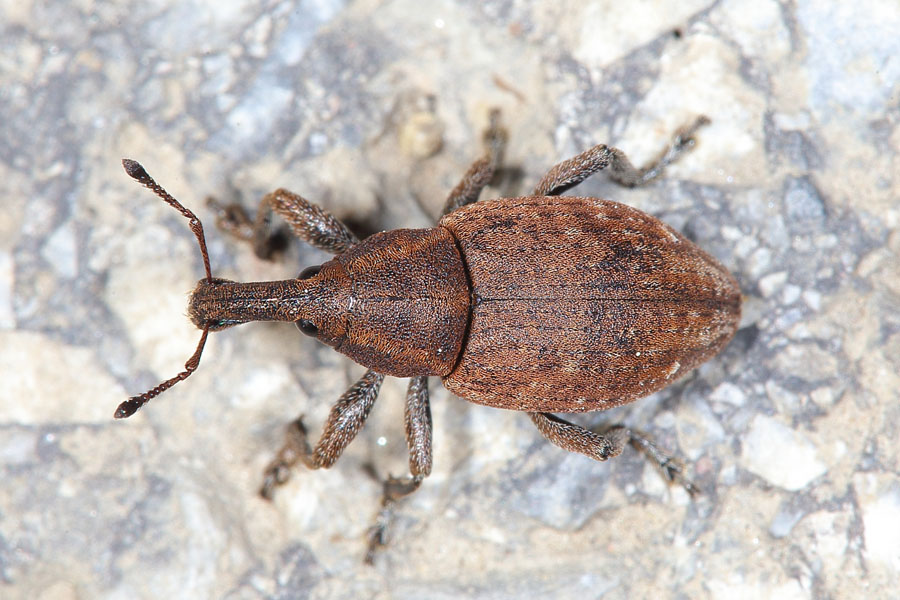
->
xmin=115 ymin=159 xmax=214 ymax=418
xmin=115 ymin=328 xmax=209 ymax=418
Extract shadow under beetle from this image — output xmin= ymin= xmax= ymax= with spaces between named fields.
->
xmin=117 ymin=112 xmax=741 ymax=559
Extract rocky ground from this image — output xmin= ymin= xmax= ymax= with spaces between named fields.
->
xmin=1 ymin=1 xmax=899 ymax=598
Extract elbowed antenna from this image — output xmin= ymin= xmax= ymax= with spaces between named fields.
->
xmin=115 ymin=159 xmax=213 ymax=418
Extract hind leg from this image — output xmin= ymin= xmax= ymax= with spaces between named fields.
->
xmin=528 ymin=412 xmax=697 ymax=494
xmin=533 ymin=116 xmax=709 ymax=196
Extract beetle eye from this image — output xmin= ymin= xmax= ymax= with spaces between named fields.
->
xmin=296 ymin=319 xmax=318 ymax=336
xmin=299 ymin=265 xmax=321 ymax=280
xmin=205 ymin=319 xmax=232 ymax=331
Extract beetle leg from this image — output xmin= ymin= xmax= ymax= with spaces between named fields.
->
xmin=260 ymin=369 xmax=384 ymax=499
xmin=528 ymin=412 xmax=628 ymax=460
xmin=441 ymin=108 xmax=507 ymax=215
xmin=371 ymin=375 xmax=433 ymax=497
xmin=205 ymin=196 xmax=257 ymax=243
xmin=363 ymin=376 xmax=433 ymax=563
xmin=259 ymin=416 xmax=309 ymax=500
xmin=441 ymin=158 xmax=494 ymax=216
xmin=532 ymin=116 xmax=710 ymax=195
xmin=623 ymin=426 xmax=699 ymax=495
xmin=306 ymin=369 xmax=384 ymax=468
xmin=208 ymin=187 xmax=359 ymax=258
xmin=364 ymin=473 xmax=424 ymax=564
xmin=527 ymin=413 xmax=697 ymax=494
xmin=405 ymin=376 xmax=433 ymax=478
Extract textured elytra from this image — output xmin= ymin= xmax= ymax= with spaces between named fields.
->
xmin=439 ymin=196 xmax=741 ymax=412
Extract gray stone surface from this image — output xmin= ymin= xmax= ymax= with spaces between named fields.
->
xmin=2 ymin=0 xmax=899 ymax=598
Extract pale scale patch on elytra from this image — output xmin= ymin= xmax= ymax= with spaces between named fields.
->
xmin=657 ymin=220 xmax=683 ymax=244
xmin=587 ymin=198 xmax=682 ymax=244
xmin=664 ymin=361 xmax=681 ymax=379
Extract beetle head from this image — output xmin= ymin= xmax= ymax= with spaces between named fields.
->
xmin=185 ymin=262 xmax=351 ymax=345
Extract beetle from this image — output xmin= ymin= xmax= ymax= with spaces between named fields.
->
xmin=117 ymin=112 xmax=740 ymax=555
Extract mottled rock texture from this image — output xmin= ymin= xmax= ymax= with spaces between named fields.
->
xmin=2 ymin=1 xmax=898 ymax=598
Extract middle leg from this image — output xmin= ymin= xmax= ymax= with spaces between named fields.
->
xmin=365 ymin=375 xmax=434 ymax=563
xmin=441 ymin=108 xmax=508 ymax=216
xmin=533 ymin=116 xmax=710 ymax=196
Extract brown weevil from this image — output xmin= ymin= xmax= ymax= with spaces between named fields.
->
xmin=118 ymin=112 xmax=740 ymax=557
